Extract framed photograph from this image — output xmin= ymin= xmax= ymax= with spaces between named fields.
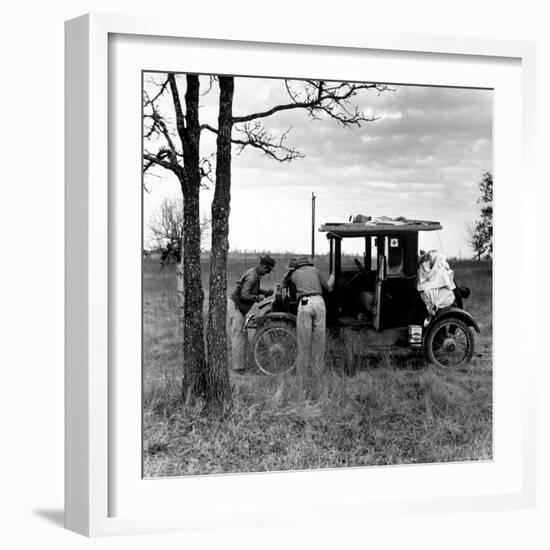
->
xmin=65 ymin=13 xmax=537 ymax=536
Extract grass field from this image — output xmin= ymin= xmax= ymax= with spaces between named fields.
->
xmin=143 ymin=253 xmax=493 ymax=477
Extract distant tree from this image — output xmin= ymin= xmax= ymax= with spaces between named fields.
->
xmin=148 ymin=197 xmax=183 ymax=250
xmin=468 ymin=171 xmax=493 ymax=260
xmin=148 ymin=197 xmax=210 ymax=251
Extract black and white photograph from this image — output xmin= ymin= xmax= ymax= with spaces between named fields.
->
xmin=142 ymin=72 xmax=493 ymax=477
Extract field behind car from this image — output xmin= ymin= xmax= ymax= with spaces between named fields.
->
xmin=143 ymin=253 xmax=492 ymax=477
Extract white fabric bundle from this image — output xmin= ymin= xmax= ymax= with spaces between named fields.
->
xmin=417 ymin=250 xmax=456 ymax=315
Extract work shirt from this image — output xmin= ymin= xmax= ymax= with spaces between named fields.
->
xmin=281 ymin=270 xmax=297 ymax=300
xmin=230 ymin=267 xmax=264 ymax=314
xmin=290 ymin=265 xmax=329 ymax=300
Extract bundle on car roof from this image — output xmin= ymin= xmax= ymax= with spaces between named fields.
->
xmin=319 ymin=215 xmax=442 ymax=237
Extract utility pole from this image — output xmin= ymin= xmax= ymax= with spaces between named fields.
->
xmin=311 ymin=192 xmax=316 ymax=260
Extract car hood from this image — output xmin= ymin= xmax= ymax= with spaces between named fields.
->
xmin=246 ymin=296 xmax=275 ymax=319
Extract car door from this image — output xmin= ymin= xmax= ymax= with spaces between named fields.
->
xmin=373 ymin=255 xmax=386 ymax=331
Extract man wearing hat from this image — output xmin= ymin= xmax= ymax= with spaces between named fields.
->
xmin=229 ymin=254 xmax=276 ymax=373
xmin=290 ymin=257 xmax=334 ymax=378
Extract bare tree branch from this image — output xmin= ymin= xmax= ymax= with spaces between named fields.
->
xmin=143 ymin=75 xmax=214 ymax=188
xmin=200 ymin=79 xmax=389 ymax=162
xmin=143 ymin=150 xmax=178 ymax=173
xmin=200 ymin=75 xmax=216 ymax=97
xmin=143 ymin=76 xmax=171 ymax=106
xmin=144 ymin=107 xmax=178 ymax=156
xmin=232 ymin=123 xmax=303 ymax=162
xmin=201 ymin=123 xmax=302 ymax=162
xmin=233 ymin=79 xmax=388 ymax=126
xmin=167 ymin=73 xmax=187 ymax=148
xmin=199 ymin=155 xmax=215 ymax=186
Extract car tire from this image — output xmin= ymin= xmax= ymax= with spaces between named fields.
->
xmin=251 ymin=321 xmax=297 ymax=375
xmin=424 ymin=317 xmax=475 ymax=368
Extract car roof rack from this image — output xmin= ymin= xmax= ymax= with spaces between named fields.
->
xmin=319 ymin=216 xmax=442 ymax=237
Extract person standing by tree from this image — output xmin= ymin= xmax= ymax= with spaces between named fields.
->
xmin=290 ymin=257 xmax=334 ymax=383
xmin=228 ymin=255 xmax=276 ymax=373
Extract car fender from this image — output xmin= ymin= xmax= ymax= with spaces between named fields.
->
xmin=243 ymin=297 xmax=274 ymax=328
xmin=260 ymin=312 xmax=297 ymax=326
xmin=429 ymin=307 xmax=480 ymax=333
xmin=250 ymin=311 xmax=297 ymax=330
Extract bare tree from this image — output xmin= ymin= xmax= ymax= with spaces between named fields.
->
xmin=144 ymin=74 xmax=388 ymax=410
xmin=467 ymin=224 xmax=486 ymax=261
xmin=204 ymin=77 xmax=388 ymax=411
xmin=148 ymin=197 xmax=211 ymax=251
xmin=148 ymin=197 xmax=183 ymax=250
xmin=205 ymin=76 xmax=233 ymax=413
xmin=143 ymin=73 xmax=210 ymax=403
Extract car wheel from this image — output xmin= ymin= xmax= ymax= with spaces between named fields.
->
xmin=424 ymin=317 xmax=475 ymax=368
xmin=251 ymin=321 xmax=297 ymax=375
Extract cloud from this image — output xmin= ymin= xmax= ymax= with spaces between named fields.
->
xmin=143 ymin=73 xmax=492 ymax=257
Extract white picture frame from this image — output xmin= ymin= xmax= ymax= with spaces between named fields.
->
xmin=65 ymin=13 xmax=537 ymax=537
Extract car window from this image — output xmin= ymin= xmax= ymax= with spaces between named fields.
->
xmin=370 ymin=236 xmax=378 ymax=271
xmin=386 ymin=236 xmax=404 ymax=276
xmin=340 ymin=238 xmax=367 ymax=270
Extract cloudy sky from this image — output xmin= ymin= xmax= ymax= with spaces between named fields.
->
xmin=143 ymin=73 xmax=492 ymax=258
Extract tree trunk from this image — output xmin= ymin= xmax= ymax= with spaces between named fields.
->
xmin=180 ymin=184 xmax=206 ymax=402
xmin=179 ymin=74 xmax=207 ymax=403
xmin=205 ymin=76 xmax=234 ymax=412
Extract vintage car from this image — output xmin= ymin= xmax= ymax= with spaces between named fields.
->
xmin=244 ymin=217 xmax=479 ymax=375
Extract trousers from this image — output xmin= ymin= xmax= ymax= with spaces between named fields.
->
xmin=296 ymin=295 xmax=326 ymax=376
xmin=228 ymin=299 xmax=247 ymax=371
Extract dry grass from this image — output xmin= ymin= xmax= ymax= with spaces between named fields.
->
xmin=143 ymin=255 xmax=493 ymax=477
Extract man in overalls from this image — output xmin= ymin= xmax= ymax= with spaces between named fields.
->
xmin=229 ymin=255 xmax=276 ymax=373
xmin=290 ymin=257 xmax=334 ymax=378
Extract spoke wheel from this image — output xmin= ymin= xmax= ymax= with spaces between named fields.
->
xmin=251 ymin=321 xmax=297 ymax=375
xmin=425 ymin=317 xmax=474 ymax=368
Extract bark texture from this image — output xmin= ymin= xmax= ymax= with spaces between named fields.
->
xmin=168 ymin=74 xmax=207 ymax=402
xmin=205 ymin=76 xmax=234 ymax=411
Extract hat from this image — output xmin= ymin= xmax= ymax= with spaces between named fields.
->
xmin=295 ymin=256 xmax=312 ymax=268
xmin=286 ymin=257 xmax=298 ymax=269
xmin=259 ymin=254 xmax=276 ymax=271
